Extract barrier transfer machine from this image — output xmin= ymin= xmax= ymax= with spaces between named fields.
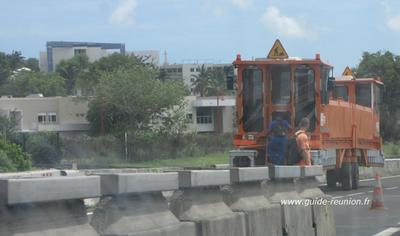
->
xmin=228 ymin=40 xmax=384 ymax=190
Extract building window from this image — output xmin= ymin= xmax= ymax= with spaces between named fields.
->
xmin=37 ymin=113 xmax=47 ymax=123
xmin=190 ymin=68 xmax=195 ymax=72
xmin=38 ymin=112 xmax=57 ymax=124
xmin=197 ymin=116 xmax=212 ymax=124
xmin=186 ymin=113 xmax=193 ymax=123
xmin=196 ymin=67 xmax=200 ymax=72
xmin=74 ymin=49 xmax=86 ymax=55
xmin=48 ymin=113 xmax=57 ymax=123
xmin=177 ymin=68 xmax=182 ymax=73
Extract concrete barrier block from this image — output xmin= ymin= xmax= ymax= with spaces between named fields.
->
xmin=301 ymin=165 xmax=324 ymax=177
xmin=313 ymin=204 xmax=336 ymax=236
xmin=169 ymin=188 xmax=246 ymax=236
xmin=0 ymin=176 xmax=100 ymax=205
xmin=269 ymin=166 xmax=301 ymax=179
xmin=0 ymin=200 xmax=99 ymax=236
xmin=0 ymin=169 xmax=61 ymax=179
xmin=99 ymin=172 xmax=178 ymax=195
xmin=91 ymin=192 xmax=196 ymax=236
xmin=222 ymin=183 xmax=282 ymax=236
xmin=213 ymin=164 xmax=230 ymax=169
xmin=177 ymin=170 xmax=230 ymax=187
xmin=282 ymin=204 xmax=315 ymax=236
xmin=262 ymin=179 xmax=315 ymax=236
xmin=296 ymin=177 xmax=324 ymax=199
xmin=230 ymin=167 xmax=269 ymax=183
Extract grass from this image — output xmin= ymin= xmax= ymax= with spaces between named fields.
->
xmin=109 ymin=151 xmax=229 ymax=168
xmin=383 ymin=142 xmax=400 ymax=157
xmin=62 ymin=151 xmax=229 ymax=169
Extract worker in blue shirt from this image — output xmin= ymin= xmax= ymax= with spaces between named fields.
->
xmin=268 ymin=116 xmax=291 ymax=165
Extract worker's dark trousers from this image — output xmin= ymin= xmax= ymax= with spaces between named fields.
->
xmin=268 ymin=135 xmax=288 ymax=165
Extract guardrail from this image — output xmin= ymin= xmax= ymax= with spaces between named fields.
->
xmin=0 ymin=166 xmax=335 ymax=236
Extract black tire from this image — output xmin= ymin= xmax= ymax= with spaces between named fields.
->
xmin=352 ymin=163 xmax=359 ymax=189
xmin=326 ymin=169 xmax=337 ymax=188
xmin=341 ymin=163 xmax=353 ymax=190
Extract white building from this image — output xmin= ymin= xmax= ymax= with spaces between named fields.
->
xmin=0 ymin=96 xmax=89 ymax=133
xmin=185 ymin=96 xmax=235 ymax=133
xmin=0 ymin=95 xmax=235 ymax=134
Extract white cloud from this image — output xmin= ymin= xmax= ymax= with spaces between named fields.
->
xmin=109 ymin=0 xmax=138 ymax=27
xmin=387 ymin=15 xmax=400 ymax=31
xmin=213 ymin=7 xmax=226 ymax=17
xmin=231 ymin=0 xmax=253 ymax=10
xmin=381 ymin=1 xmax=400 ymax=32
xmin=260 ymin=6 xmax=316 ymax=40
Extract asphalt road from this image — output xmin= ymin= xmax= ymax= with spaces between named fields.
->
xmin=320 ymin=175 xmax=400 ymax=236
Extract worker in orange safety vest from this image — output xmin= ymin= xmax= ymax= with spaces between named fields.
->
xmin=295 ymin=118 xmax=312 ymax=166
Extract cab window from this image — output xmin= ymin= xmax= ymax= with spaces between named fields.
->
xmin=295 ymin=66 xmax=315 ymax=131
xmin=242 ymin=67 xmax=264 ymax=132
xmin=356 ymin=83 xmax=372 ymax=107
xmin=271 ymin=66 xmax=291 ymax=104
xmin=335 ymin=85 xmax=349 ymax=101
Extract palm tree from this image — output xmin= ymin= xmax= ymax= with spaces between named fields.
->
xmin=191 ymin=65 xmax=211 ymax=96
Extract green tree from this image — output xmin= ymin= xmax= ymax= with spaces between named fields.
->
xmin=6 ymin=51 xmax=24 ymax=71
xmin=191 ymin=65 xmax=211 ymax=96
xmin=26 ymin=133 xmax=60 ymax=166
xmin=0 ymin=140 xmax=31 ymax=172
xmin=86 ymin=66 xmax=186 ymax=139
xmin=355 ymin=51 xmax=400 ymax=141
xmin=76 ymin=53 xmax=150 ymax=96
xmin=0 ymin=115 xmax=17 ymax=142
xmin=24 ymin=58 xmax=40 ymax=72
xmin=56 ymin=54 xmax=89 ymax=94
xmin=207 ymin=66 xmax=234 ymax=96
xmin=2 ymin=71 xmax=65 ymax=97
xmin=192 ymin=65 xmax=234 ymax=96
xmin=0 ymin=52 xmax=11 ymax=86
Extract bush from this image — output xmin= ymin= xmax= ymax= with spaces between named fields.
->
xmin=29 ymin=142 xmax=60 ymax=165
xmin=0 ymin=140 xmax=31 ymax=172
xmin=26 ymin=133 xmax=61 ymax=166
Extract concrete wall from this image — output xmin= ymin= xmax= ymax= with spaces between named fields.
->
xmin=359 ymin=158 xmax=400 ymax=178
xmin=0 ymin=166 xmax=336 ymax=236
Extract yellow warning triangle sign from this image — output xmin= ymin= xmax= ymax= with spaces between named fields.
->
xmin=267 ymin=39 xmax=289 ymax=59
xmin=342 ymin=66 xmax=354 ymax=76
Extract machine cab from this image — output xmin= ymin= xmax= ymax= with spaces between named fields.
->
xmin=232 ymin=40 xmax=333 ymax=165
xmin=333 ymin=67 xmax=384 ymax=116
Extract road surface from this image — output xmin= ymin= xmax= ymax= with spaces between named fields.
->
xmin=321 ymin=175 xmax=400 ymax=236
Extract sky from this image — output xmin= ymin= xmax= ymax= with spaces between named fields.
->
xmin=1 ymin=0 xmax=400 ymax=75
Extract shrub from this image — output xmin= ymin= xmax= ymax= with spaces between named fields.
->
xmin=26 ymin=133 xmax=61 ymax=166
xmin=0 ymin=140 xmax=31 ymax=172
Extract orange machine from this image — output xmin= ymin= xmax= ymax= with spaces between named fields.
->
xmin=229 ymin=40 xmax=384 ymax=190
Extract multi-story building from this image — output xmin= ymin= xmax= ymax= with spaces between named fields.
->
xmin=39 ymin=41 xmax=159 ymax=72
xmin=39 ymin=41 xmax=126 ymax=72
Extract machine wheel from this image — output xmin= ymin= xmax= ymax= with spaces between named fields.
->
xmin=352 ymin=163 xmax=359 ymax=189
xmin=326 ymin=169 xmax=337 ymax=188
xmin=341 ymin=163 xmax=353 ymax=190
